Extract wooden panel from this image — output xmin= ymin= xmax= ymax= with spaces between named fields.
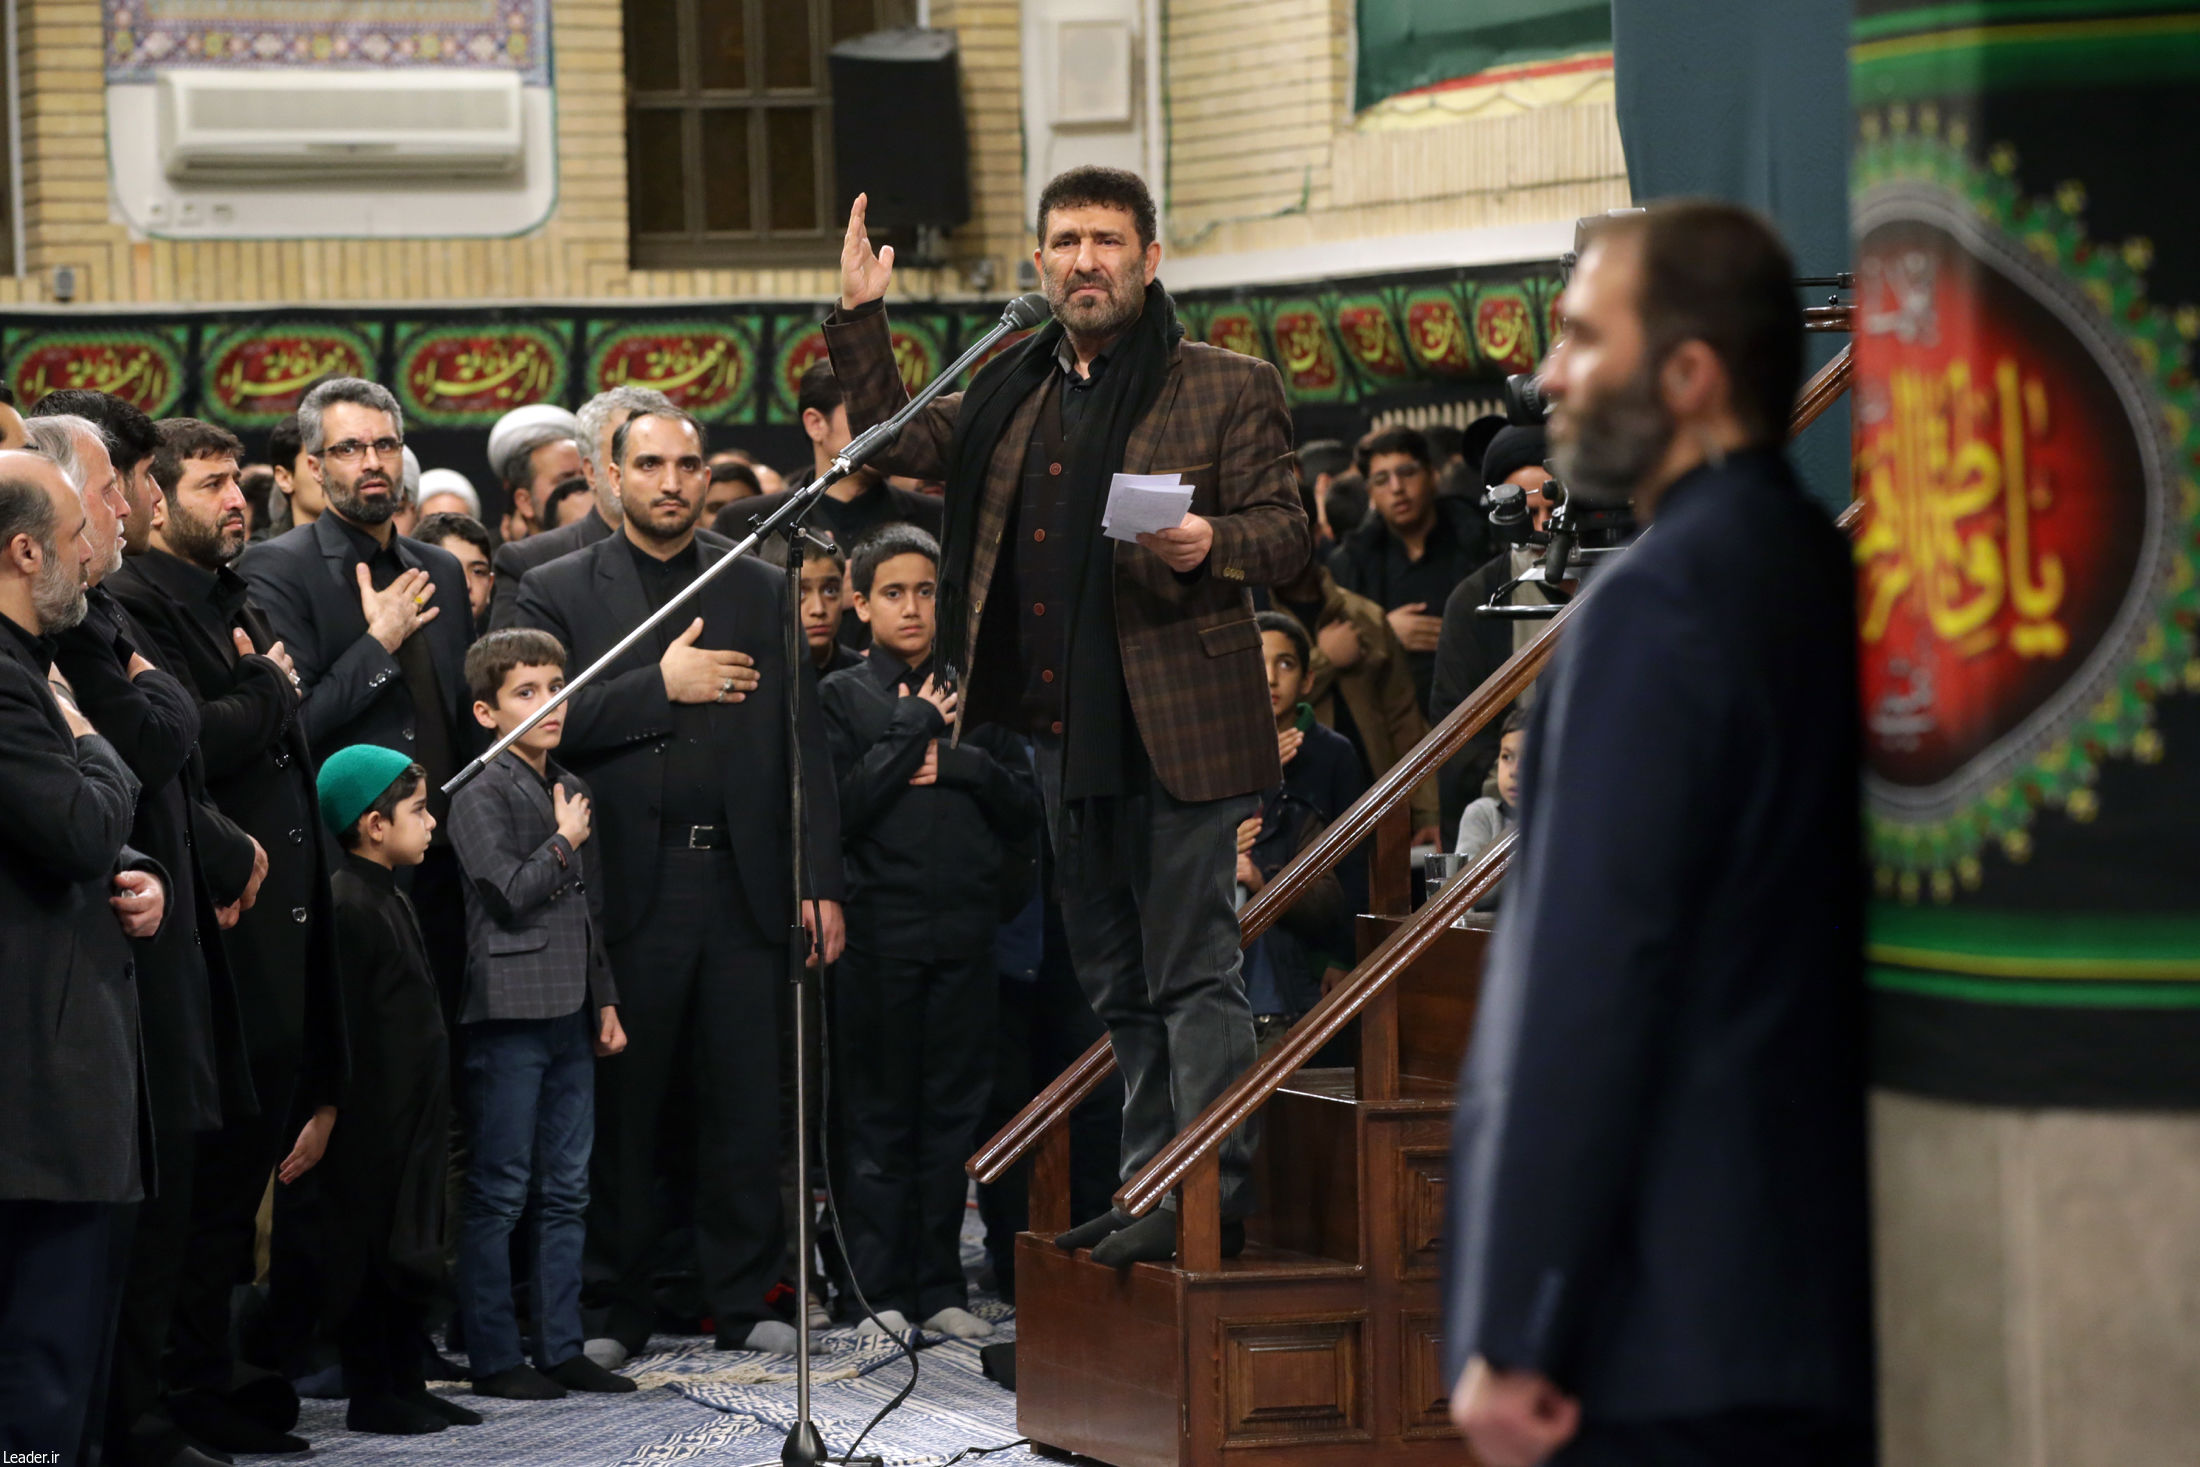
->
xmin=1358 ymin=913 xmax=1489 ymax=1086
xmin=1250 ymin=1086 xmax=1362 ymax=1265
xmin=1395 ymin=1146 xmax=1447 ymax=1281
xmin=1219 ymin=1313 xmax=1368 ymax=1446
xmin=1400 ymin=1311 xmax=1458 ymax=1440
xmin=1014 ymin=1237 xmax=1185 ymax=1467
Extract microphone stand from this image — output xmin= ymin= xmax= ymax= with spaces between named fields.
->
xmin=442 ymin=290 xmax=1051 ymax=1467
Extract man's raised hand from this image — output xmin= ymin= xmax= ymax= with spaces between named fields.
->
xmin=840 ymin=193 xmax=896 ymax=312
xmin=659 ymin=617 xmax=761 ymax=705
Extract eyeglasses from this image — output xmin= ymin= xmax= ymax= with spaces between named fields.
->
xmin=322 ymin=437 xmax=402 ymax=463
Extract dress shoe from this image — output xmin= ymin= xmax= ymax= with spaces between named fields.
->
xmin=166 ymin=1392 xmax=309 ymax=1455
xmin=473 ymin=1364 xmax=566 ymax=1400
xmin=544 ymin=1354 xmax=638 ymax=1393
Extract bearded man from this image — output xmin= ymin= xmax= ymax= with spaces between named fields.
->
xmin=240 ymin=378 xmax=477 ymax=1017
xmin=823 ymin=165 xmax=1309 ymax=1266
xmin=1441 ymin=202 xmax=1871 ymax=1467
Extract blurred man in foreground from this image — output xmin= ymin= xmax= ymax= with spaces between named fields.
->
xmin=1443 ymin=201 xmax=1871 ymax=1467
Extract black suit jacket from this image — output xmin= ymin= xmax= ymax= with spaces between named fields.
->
xmin=54 ymin=586 xmax=258 ymax=1135
xmin=511 ymin=530 xmax=844 ymax=944
xmin=0 ymin=621 xmax=158 ymax=1203
xmin=239 ymin=514 xmax=475 ymax=773
xmin=1443 ymin=450 xmax=1871 ymax=1423
xmin=107 ymin=549 xmax=348 ymax=1113
xmin=487 ymin=506 xmax=613 ymax=632
xmin=490 ymin=512 xmax=735 ymax=632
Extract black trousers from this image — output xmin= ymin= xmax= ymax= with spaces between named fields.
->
xmin=0 ymin=1199 xmax=116 ymax=1461
xmin=587 ymin=850 xmax=784 ymax=1349
xmin=975 ymin=902 xmax=1124 ymax=1298
xmin=831 ymin=945 xmax=995 ymax=1321
xmin=168 ymin=1048 xmax=298 ymax=1394
xmin=335 ymin=1273 xmax=425 ymax=1401
xmin=95 ymin=1121 xmax=200 ymax=1467
xmin=1554 ymin=1410 xmax=1876 ymax=1467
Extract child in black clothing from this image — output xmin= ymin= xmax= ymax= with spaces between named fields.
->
xmin=314 ymin=745 xmax=474 ymax=1436
xmin=819 ymin=525 xmax=1039 ymax=1340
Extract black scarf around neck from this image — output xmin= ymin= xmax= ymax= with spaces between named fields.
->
xmin=937 ymin=280 xmax=1180 ymax=797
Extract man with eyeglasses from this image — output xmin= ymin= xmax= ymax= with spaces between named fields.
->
xmin=241 ymin=377 xmax=478 ymax=1017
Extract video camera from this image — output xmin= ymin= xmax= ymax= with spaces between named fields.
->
xmin=1474 ymin=369 xmax=1634 ymax=619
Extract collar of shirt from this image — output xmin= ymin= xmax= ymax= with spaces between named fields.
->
xmin=328 ymin=511 xmax=402 ymax=572
xmin=341 ymin=848 xmax=400 ymax=891
xmin=0 ymin=606 xmax=56 ymax=666
xmin=864 ymin=646 xmax=932 ymax=692
xmin=493 ymin=746 xmax=563 ymax=792
xmin=623 ymin=532 xmax=700 ymax=580
xmin=1054 ymin=332 xmax=1113 ymax=388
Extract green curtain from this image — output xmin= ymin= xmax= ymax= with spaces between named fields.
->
xmin=1354 ymin=0 xmax=1612 ymax=111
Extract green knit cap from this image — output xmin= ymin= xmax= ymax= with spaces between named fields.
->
xmin=316 ymin=744 xmax=419 ymax=837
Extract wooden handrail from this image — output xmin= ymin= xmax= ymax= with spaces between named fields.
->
xmin=967 ymin=338 xmax=1859 ymax=1190
xmin=1116 ymin=831 xmax=1516 ymax=1217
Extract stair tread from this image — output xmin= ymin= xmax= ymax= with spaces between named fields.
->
xmin=1036 ymin=1234 xmax=1362 ymax=1281
xmin=1274 ymin=1067 xmax=1455 ymax=1107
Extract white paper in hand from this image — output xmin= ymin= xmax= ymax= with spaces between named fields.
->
xmin=1102 ymin=472 xmax=1193 ymax=543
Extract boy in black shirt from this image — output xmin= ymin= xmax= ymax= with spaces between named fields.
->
xmin=819 ymin=526 xmax=1038 ymax=1340
xmin=315 ymin=746 xmax=474 ymax=1436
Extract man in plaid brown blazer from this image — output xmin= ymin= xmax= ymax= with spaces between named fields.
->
xmin=824 ymin=166 xmax=1309 ymax=1266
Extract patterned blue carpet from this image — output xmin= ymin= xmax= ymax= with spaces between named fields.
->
xmin=241 ymin=1210 xmax=1054 ymax=1465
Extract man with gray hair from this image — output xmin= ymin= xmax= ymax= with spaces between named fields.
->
xmin=487 ymin=386 xmax=690 ymax=631
xmin=35 ymin=407 xmax=272 ymax=1467
xmin=242 ymin=377 xmax=477 ymax=1013
xmin=0 ymin=445 xmax=166 ymax=1463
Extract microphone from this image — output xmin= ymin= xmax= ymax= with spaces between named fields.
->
xmin=1001 ymin=291 xmax=1050 ymax=330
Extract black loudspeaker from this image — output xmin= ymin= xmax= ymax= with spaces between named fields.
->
xmin=830 ymin=28 xmax=971 ymax=241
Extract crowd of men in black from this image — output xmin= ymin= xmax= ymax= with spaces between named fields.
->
xmin=0 ymin=340 xmax=1436 ymax=1464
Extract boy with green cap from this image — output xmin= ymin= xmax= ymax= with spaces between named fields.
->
xmin=315 ymin=744 xmax=474 ymax=1436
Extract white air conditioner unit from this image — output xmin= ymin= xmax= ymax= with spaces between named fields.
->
xmin=156 ymin=69 xmax=525 ymax=184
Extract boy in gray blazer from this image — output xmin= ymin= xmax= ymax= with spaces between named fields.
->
xmin=448 ymin=629 xmax=633 ymax=1400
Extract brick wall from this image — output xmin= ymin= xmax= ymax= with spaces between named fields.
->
xmin=0 ymin=0 xmax=1027 ymax=307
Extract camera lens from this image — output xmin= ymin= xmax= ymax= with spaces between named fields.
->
xmin=1503 ymin=372 xmax=1549 ymax=426
xmin=1484 ymin=482 xmax=1527 ymax=527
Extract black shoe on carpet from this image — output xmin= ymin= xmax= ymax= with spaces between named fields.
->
xmin=344 ymin=1393 xmax=447 ymax=1435
xmin=403 ymin=1389 xmax=483 ymax=1425
xmin=473 ymin=1364 xmax=567 ymax=1400
xmin=545 ymin=1354 xmax=639 ymax=1393
xmin=1053 ymin=1209 xmax=1132 ymax=1252
xmin=222 ymin=1371 xmax=301 ymax=1432
xmin=167 ymin=1392 xmax=310 ymax=1455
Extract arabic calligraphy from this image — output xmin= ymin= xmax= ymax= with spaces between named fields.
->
xmin=403 ymin=330 xmax=563 ymax=419
xmin=595 ymin=327 xmax=747 ymax=413
xmin=1206 ymin=313 xmax=1261 ymax=360
xmin=1856 ymin=356 xmax=2067 ymax=660
xmin=1270 ymin=309 xmax=1338 ymax=393
xmin=1405 ymin=294 xmax=1474 ymax=374
xmin=1337 ymin=301 xmax=1407 ymax=378
xmin=1474 ymin=292 xmax=1535 ymax=373
xmin=205 ymin=331 xmax=371 ymax=422
xmin=12 ymin=338 xmax=181 ymax=415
